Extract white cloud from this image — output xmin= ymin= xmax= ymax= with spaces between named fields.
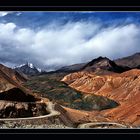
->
xmin=0 ymin=21 xmax=140 ymax=71
xmin=16 ymin=12 xmax=22 ymax=16
xmin=0 ymin=12 xmax=11 ymax=17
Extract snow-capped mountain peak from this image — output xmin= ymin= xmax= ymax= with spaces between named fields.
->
xmin=37 ymin=68 xmax=42 ymax=72
xmin=27 ymin=62 xmax=34 ymax=69
xmin=14 ymin=62 xmax=42 ymax=76
xmin=14 ymin=64 xmax=25 ymax=69
xmin=15 ymin=62 xmax=36 ymax=69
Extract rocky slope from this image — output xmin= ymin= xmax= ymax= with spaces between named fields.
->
xmin=82 ymin=56 xmax=130 ymax=74
xmin=0 ymin=64 xmax=28 ymax=84
xmin=115 ymin=52 xmax=140 ymax=68
xmin=62 ymin=69 xmax=140 ymax=102
xmin=61 ymin=68 xmax=140 ymax=126
xmin=55 ymin=56 xmax=129 ymax=74
xmin=24 ymin=72 xmax=119 ymax=111
xmin=0 ymin=100 xmax=48 ymax=118
xmin=0 ymin=64 xmax=49 ymax=118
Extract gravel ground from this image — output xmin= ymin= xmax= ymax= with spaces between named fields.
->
xmin=0 ymin=121 xmax=72 ymax=129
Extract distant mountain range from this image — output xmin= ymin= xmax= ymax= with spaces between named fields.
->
xmin=11 ymin=52 xmax=140 ymax=76
xmin=55 ymin=63 xmax=86 ymax=73
xmin=115 ymin=52 xmax=140 ymax=68
xmin=56 ymin=53 xmax=140 ymax=74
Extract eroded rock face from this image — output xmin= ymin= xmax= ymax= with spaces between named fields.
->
xmin=0 ymin=64 xmax=40 ymax=102
xmin=61 ymin=69 xmax=140 ymax=126
xmin=0 ymin=64 xmax=28 ymax=84
xmin=62 ymin=69 xmax=140 ymax=102
xmin=0 ymin=64 xmax=48 ymax=118
xmin=0 ymin=101 xmax=48 ymax=118
xmin=0 ymin=88 xmax=39 ymax=102
xmin=0 ymin=83 xmax=49 ymax=118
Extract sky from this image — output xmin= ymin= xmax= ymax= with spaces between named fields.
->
xmin=1 ymin=11 xmax=140 ymax=71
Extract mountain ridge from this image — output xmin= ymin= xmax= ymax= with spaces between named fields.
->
xmin=14 ymin=62 xmax=42 ymax=76
xmin=81 ymin=56 xmax=130 ymax=74
xmin=115 ymin=52 xmax=140 ymax=68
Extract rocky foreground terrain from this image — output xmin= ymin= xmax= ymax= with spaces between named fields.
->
xmin=0 ymin=121 xmax=71 ymax=129
xmin=61 ymin=57 xmax=140 ymax=127
xmin=1 ymin=53 xmax=140 ymax=128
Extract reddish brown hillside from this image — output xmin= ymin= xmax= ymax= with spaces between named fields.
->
xmin=0 ymin=64 xmax=47 ymax=118
xmin=0 ymin=64 xmax=28 ymax=84
xmin=61 ymin=69 xmax=140 ymax=126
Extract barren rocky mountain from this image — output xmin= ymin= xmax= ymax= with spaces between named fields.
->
xmin=21 ymin=55 xmax=140 ymax=127
xmin=115 ymin=52 xmax=140 ymax=68
xmin=81 ymin=56 xmax=130 ymax=74
xmin=0 ymin=64 xmax=49 ymax=118
xmin=56 ymin=56 xmax=130 ymax=74
xmin=62 ymin=68 xmax=140 ymax=126
xmin=0 ymin=64 xmax=28 ymax=84
xmin=1 ymin=53 xmax=140 ymax=128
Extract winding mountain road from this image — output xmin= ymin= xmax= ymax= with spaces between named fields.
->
xmin=0 ymin=100 xmax=131 ymax=128
xmin=0 ymin=101 xmax=60 ymax=121
xmin=77 ymin=122 xmax=130 ymax=128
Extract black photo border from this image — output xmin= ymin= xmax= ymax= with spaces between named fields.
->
xmin=0 ymin=0 xmax=140 ymax=135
